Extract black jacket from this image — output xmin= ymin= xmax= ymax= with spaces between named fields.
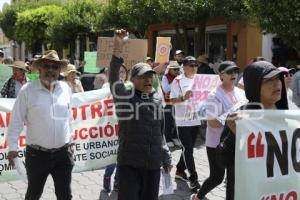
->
xmin=109 ymin=55 xmax=171 ymax=170
xmin=224 ymin=61 xmax=289 ymax=166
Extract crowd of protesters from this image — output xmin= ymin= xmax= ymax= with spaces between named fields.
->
xmin=1 ymin=28 xmax=300 ymax=200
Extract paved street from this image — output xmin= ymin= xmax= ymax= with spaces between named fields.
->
xmin=0 ymin=143 xmax=225 ymax=200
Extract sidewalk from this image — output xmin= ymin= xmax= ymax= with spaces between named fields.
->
xmin=0 ymin=145 xmax=226 ymax=200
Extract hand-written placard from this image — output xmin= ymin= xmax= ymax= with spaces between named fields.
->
xmin=97 ymin=37 xmax=148 ymax=69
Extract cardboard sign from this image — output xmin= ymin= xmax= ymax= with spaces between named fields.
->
xmin=155 ymin=37 xmax=171 ymax=63
xmin=84 ymin=51 xmax=99 ymax=73
xmin=96 ymin=37 xmax=148 ymax=69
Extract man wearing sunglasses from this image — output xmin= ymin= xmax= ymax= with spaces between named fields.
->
xmin=170 ymin=56 xmax=201 ymax=191
xmin=7 ymin=50 xmax=74 ymax=200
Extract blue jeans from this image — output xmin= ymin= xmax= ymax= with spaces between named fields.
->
xmin=104 ymin=163 xmax=119 ymax=185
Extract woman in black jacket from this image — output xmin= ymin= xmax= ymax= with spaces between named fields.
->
xmin=191 ymin=61 xmax=288 ymax=200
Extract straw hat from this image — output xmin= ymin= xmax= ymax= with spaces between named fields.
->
xmin=61 ymin=64 xmax=78 ymax=77
xmin=32 ymin=50 xmax=68 ymax=68
xmin=167 ymin=61 xmax=180 ymax=69
xmin=9 ymin=61 xmax=29 ymax=72
xmin=197 ymin=54 xmax=209 ymax=64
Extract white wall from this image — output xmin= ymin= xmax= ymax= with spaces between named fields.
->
xmin=262 ymin=33 xmax=275 ymax=62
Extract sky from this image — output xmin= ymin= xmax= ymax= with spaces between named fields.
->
xmin=0 ymin=0 xmax=10 ymax=11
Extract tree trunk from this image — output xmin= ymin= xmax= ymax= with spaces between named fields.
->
xmin=182 ymin=24 xmax=189 ymax=54
xmin=194 ymin=18 xmax=207 ymax=57
xmin=175 ymin=24 xmax=183 ymax=50
xmin=199 ymin=19 xmax=207 ymax=55
xmin=175 ymin=24 xmax=188 ymax=54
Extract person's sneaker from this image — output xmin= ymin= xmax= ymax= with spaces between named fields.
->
xmin=172 ymin=138 xmax=182 ymax=146
xmin=189 ymin=180 xmax=201 ymax=192
xmin=167 ymin=141 xmax=175 ymax=148
xmin=175 ymin=171 xmax=188 ymax=181
xmin=103 ymin=176 xmax=111 ymax=192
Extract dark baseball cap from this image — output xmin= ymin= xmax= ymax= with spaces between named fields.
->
xmin=218 ymin=61 xmax=239 ymax=74
xmin=131 ymin=63 xmax=156 ymax=77
xmin=258 ymin=61 xmax=286 ymax=79
xmin=182 ymin=56 xmax=197 ymax=66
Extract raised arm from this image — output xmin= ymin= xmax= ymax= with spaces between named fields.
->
xmin=109 ymin=29 xmax=130 ymax=101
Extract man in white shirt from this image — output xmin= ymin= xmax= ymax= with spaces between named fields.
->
xmin=7 ymin=50 xmax=74 ymax=200
xmin=170 ymin=56 xmax=201 ymax=191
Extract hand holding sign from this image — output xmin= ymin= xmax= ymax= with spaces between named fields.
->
xmin=226 ymin=112 xmax=238 ymax=135
xmin=184 ymin=90 xmax=193 ymax=101
xmin=7 ymin=151 xmax=17 ymax=168
xmin=113 ymin=29 xmax=129 ymax=58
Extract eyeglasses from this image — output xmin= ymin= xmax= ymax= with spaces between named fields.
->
xmin=225 ymin=69 xmax=239 ymax=75
xmin=188 ymin=64 xmax=199 ymax=68
xmin=42 ymin=63 xmax=61 ymax=70
xmin=284 ymin=73 xmax=293 ymax=78
xmin=172 ymin=68 xmax=180 ymax=71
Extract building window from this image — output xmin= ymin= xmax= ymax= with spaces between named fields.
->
xmin=205 ymin=25 xmax=227 ymax=63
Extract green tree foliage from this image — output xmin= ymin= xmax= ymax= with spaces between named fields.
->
xmin=0 ymin=0 xmax=61 ymax=41
xmin=97 ymin=0 xmax=128 ymax=32
xmin=98 ymin=0 xmax=161 ymax=38
xmin=14 ymin=5 xmax=63 ymax=49
xmin=244 ymin=0 xmax=300 ymax=50
xmin=47 ymin=0 xmax=102 ymax=48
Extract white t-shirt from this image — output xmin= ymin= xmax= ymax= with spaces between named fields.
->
xmin=205 ymin=86 xmax=248 ymax=148
xmin=287 ymin=88 xmax=299 ymax=110
xmin=170 ymin=74 xmax=201 ymax=127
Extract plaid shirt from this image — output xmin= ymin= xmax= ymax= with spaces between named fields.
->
xmin=0 ymin=77 xmax=16 ymax=98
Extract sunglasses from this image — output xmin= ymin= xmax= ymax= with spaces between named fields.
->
xmin=42 ymin=63 xmax=61 ymax=70
xmin=284 ymin=73 xmax=293 ymax=77
xmin=224 ymin=69 xmax=239 ymax=75
xmin=172 ymin=68 xmax=180 ymax=71
xmin=188 ymin=64 xmax=199 ymax=68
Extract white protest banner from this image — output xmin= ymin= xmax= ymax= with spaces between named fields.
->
xmin=0 ymin=87 xmax=118 ymax=182
xmin=155 ymin=37 xmax=171 ymax=63
xmin=235 ymin=110 xmax=300 ymax=200
xmin=96 ymin=37 xmax=147 ymax=69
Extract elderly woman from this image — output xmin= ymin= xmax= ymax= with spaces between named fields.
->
xmin=191 ymin=61 xmax=247 ymax=200
xmin=61 ymin=64 xmax=84 ymax=93
xmin=1 ymin=61 xmax=28 ymax=98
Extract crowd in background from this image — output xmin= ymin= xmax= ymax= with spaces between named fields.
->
xmin=1 ymin=30 xmax=300 ymax=200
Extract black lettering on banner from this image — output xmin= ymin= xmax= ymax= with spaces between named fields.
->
xmin=75 ymin=143 xmax=81 ymax=151
xmin=89 ymin=149 xmax=117 ymax=160
xmin=82 ymin=140 xmax=118 ymax=150
xmin=73 ymin=153 xmax=87 ymax=161
xmin=0 ymin=163 xmax=14 ymax=175
xmin=291 ymin=128 xmax=300 ymax=172
xmin=265 ymin=130 xmax=288 ymax=178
